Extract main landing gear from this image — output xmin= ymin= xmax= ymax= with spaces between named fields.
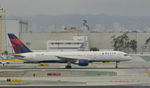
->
xmin=115 ymin=61 xmax=119 ymax=68
xmin=2 ymin=64 xmax=4 ymax=67
xmin=65 ymin=61 xmax=72 ymax=69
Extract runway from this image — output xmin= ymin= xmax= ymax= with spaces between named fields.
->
xmin=0 ymin=55 xmax=149 ymax=86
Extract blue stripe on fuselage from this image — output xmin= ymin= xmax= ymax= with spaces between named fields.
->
xmin=39 ymin=60 xmax=66 ymax=63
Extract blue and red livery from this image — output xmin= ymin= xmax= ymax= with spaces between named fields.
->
xmin=8 ymin=33 xmax=32 ymax=54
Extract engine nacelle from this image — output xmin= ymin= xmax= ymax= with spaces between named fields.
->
xmin=78 ymin=59 xmax=88 ymax=66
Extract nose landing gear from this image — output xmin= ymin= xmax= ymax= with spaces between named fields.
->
xmin=115 ymin=61 xmax=119 ymax=68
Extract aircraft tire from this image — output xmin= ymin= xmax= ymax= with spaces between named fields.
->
xmin=65 ymin=65 xmax=72 ymax=69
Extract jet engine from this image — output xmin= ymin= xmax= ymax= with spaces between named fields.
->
xmin=78 ymin=59 xmax=88 ymax=66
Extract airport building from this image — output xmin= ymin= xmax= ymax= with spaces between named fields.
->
xmin=46 ymin=36 xmax=88 ymax=51
xmin=19 ymin=32 xmax=150 ymax=53
xmin=2 ymin=18 xmax=150 ymax=54
xmin=47 ymin=40 xmax=84 ymax=49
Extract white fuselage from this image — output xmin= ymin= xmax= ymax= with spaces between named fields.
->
xmin=18 ymin=51 xmax=132 ymax=63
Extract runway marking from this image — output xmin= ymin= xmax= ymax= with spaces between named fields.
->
xmin=144 ymin=66 xmax=150 ymax=77
xmin=110 ymin=80 xmax=140 ymax=83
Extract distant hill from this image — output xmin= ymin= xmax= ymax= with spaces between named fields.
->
xmin=7 ymin=14 xmax=150 ymax=32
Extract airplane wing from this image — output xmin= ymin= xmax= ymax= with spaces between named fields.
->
xmin=56 ymin=56 xmax=91 ymax=63
xmin=13 ymin=54 xmax=25 ymax=58
xmin=10 ymin=54 xmax=25 ymax=60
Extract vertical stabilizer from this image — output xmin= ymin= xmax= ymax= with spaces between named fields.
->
xmin=78 ymin=41 xmax=89 ymax=51
xmin=8 ymin=33 xmax=32 ymax=54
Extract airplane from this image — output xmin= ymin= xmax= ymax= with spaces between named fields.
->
xmin=0 ymin=40 xmax=86 ymax=66
xmin=33 ymin=40 xmax=87 ymax=52
xmin=77 ymin=41 xmax=87 ymax=51
xmin=0 ymin=55 xmax=24 ymax=66
xmin=8 ymin=33 xmax=132 ymax=69
xmin=0 ymin=56 xmax=9 ymax=66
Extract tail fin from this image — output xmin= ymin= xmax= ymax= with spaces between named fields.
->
xmin=77 ymin=42 xmax=86 ymax=51
xmin=8 ymin=33 xmax=32 ymax=54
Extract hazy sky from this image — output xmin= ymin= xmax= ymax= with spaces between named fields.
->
xmin=1 ymin=0 xmax=150 ymax=16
